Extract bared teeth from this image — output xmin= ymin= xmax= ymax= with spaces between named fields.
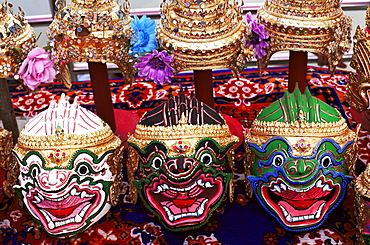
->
xmin=153 ymin=180 xmax=214 ymax=194
xmin=316 ymin=179 xmax=324 ymax=188
xmin=280 ymin=183 xmax=287 ymax=191
xmin=315 ymin=203 xmax=325 ymax=219
xmin=322 ymin=184 xmax=333 ymax=192
xmin=270 ymin=185 xmax=281 ymax=193
xmin=279 ymin=205 xmax=317 ymax=223
xmin=162 ymin=199 xmax=209 ymax=222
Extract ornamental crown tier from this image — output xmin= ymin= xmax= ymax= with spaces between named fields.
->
xmin=47 ymin=0 xmax=133 ymax=84
xmin=157 ymin=0 xmax=253 ymax=75
xmin=0 ymin=0 xmax=36 ymax=78
xmin=346 ymin=6 xmax=370 ymax=113
xmin=257 ymin=0 xmax=353 ymax=74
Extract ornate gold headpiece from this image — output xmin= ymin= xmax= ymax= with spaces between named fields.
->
xmin=130 ymin=116 xmax=237 ymax=150
xmin=157 ymin=0 xmax=253 ymax=75
xmin=0 ymin=0 xmax=37 ymax=78
xmin=13 ymin=95 xmax=121 ymax=168
xmin=257 ymin=0 xmax=353 ymax=74
xmin=48 ymin=0 xmax=133 ymax=86
xmin=246 ymin=88 xmax=358 ymax=156
xmin=346 ymin=10 xmax=370 ymax=113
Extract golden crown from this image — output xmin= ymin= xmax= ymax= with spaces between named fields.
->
xmin=157 ymin=0 xmax=253 ymax=75
xmin=48 ymin=0 xmax=133 ymax=85
xmin=247 ymin=117 xmax=357 ymax=148
xmin=14 ymin=124 xmax=121 ymax=168
xmin=346 ymin=15 xmax=370 ymax=112
xmin=129 ymin=115 xmax=238 ymax=150
xmin=257 ymin=0 xmax=352 ymax=74
xmin=0 ymin=1 xmax=37 ymax=78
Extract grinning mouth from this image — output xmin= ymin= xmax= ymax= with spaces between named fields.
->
xmin=144 ymin=171 xmax=225 ymax=228
xmin=260 ymin=176 xmax=341 ymax=229
xmin=24 ymin=183 xmax=104 ymax=234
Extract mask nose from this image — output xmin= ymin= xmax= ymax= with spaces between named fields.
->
xmin=286 ymin=159 xmax=315 ymax=179
xmin=39 ymin=169 xmax=69 ymax=189
xmin=166 ymin=157 xmax=195 ymax=176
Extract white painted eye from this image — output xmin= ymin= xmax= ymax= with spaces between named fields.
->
xmin=152 ymin=156 xmax=163 ymax=170
xmin=76 ymin=164 xmax=90 ymax=176
xmin=271 ymin=154 xmax=285 ymax=167
xmin=320 ymin=155 xmax=332 ymax=168
xmin=200 ymin=153 xmax=213 ymax=165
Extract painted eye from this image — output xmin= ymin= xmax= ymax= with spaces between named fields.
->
xmin=272 ymin=154 xmax=285 ymax=167
xmin=30 ymin=167 xmax=39 ymax=178
xmin=76 ymin=164 xmax=90 ymax=176
xmin=200 ymin=153 xmax=213 ymax=165
xmin=320 ymin=155 xmax=332 ymax=168
xmin=152 ymin=156 xmax=163 ymax=170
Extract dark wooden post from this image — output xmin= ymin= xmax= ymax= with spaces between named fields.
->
xmin=88 ymin=62 xmax=116 ymax=132
xmin=0 ymin=78 xmax=19 ymax=144
xmin=288 ymin=51 xmax=308 ymax=93
xmin=194 ymin=70 xmax=214 ymax=108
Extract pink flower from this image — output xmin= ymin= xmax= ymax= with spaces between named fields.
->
xmin=17 ymin=47 xmax=56 ymax=90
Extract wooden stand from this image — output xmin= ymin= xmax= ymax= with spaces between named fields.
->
xmin=88 ymin=62 xmax=116 ymax=132
xmin=288 ymin=51 xmax=308 ymax=93
xmin=0 ymin=78 xmax=19 ymax=144
xmin=194 ymin=70 xmax=215 ymax=108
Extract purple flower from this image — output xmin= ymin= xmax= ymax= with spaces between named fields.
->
xmin=133 ymin=50 xmax=175 ymax=84
xmin=17 ymin=47 xmax=56 ymax=90
xmin=246 ymin=13 xmax=269 ymax=59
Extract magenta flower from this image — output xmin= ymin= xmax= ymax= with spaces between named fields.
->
xmin=17 ymin=47 xmax=56 ymax=90
xmin=246 ymin=13 xmax=269 ymax=59
xmin=133 ymin=50 xmax=174 ymax=84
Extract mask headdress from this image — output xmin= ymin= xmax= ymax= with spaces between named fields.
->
xmin=256 ymin=0 xmax=352 ymax=74
xmin=0 ymin=0 xmax=37 ymax=78
xmin=157 ymin=0 xmax=253 ymax=76
xmin=128 ymin=91 xmax=238 ymax=231
xmin=13 ymin=94 xmax=123 ymax=237
xmin=346 ymin=6 xmax=370 ymax=113
xmin=245 ymin=88 xmax=359 ymax=231
xmin=48 ymin=0 xmax=133 ymax=86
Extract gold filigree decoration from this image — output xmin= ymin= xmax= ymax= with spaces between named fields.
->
xmin=257 ymin=0 xmax=353 ymax=74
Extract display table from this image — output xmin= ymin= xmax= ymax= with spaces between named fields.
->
xmin=1 ymin=66 xmax=367 ymax=244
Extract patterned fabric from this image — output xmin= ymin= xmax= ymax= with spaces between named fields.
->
xmin=0 ymin=66 xmax=367 ymax=244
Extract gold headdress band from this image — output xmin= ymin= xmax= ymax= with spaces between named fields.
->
xmin=157 ymin=0 xmax=253 ymax=75
xmin=0 ymin=0 xmax=37 ymax=78
xmin=14 ymin=124 xmax=121 ymax=168
xmin=247 ymin=117 xmax=356 ymax=146
xmin=257 ymin=0 xmax=352 ymax=74
xmin=129 ymin=115 xmax=238 ymax=150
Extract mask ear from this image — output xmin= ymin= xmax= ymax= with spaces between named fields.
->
xmin=228 ymin=150 xmax=235 ymax=202
xmin=3 ymin=155 xmax=18 ymax=198
xmin=126 ymin=146 xmax=139 ymax=204
xmin=244 ymin=143 xmax=257 ymax=199
xmin=108 ymin=142 xmax=125 ymax=206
